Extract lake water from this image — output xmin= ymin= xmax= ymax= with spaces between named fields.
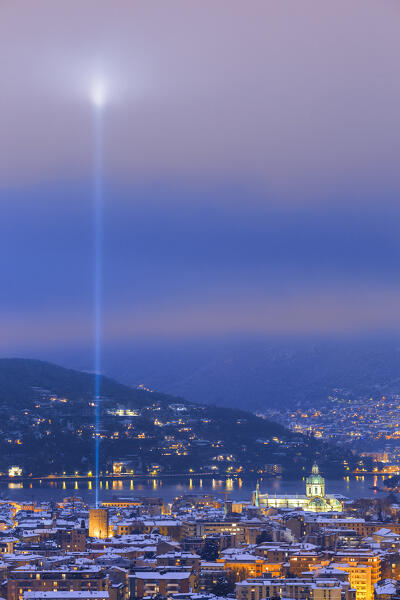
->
xmin=0 ymin=474 xmax=390 ymax=504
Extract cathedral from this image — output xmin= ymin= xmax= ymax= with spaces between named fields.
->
xmin=253 ymin=463 xmax=343 ymax=512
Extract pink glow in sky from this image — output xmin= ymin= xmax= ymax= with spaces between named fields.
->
xmin=1 ymin=0 xmax=399 ymax=201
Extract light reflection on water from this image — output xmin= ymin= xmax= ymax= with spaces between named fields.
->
xmin=1 ymin=475 xmax=390 ymax=502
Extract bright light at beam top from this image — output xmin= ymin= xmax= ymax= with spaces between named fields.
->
xmin=91 ymin=81 xmax=107 ymax=108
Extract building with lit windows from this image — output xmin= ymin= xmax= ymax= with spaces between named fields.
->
xmin=8 ymin=566 xmax=108 ymax=600
xmin=236 ymin=578 xmax=355 ymax=600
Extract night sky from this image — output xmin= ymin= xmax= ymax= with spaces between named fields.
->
xmin=1 ymin=0 xmax=400 ymax=359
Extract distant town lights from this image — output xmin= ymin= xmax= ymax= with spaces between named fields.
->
xmin=8 ymin=466 xmax=22 ymax=477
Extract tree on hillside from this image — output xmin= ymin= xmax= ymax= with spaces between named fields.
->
xmin=201 ymin=539 xmax=219 ymax=562
xmin=212 ymin=572 xmax=236 ymax=596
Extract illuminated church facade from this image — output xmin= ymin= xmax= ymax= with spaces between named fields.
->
xmin=253 ymin=464 xmax=343 ymax=512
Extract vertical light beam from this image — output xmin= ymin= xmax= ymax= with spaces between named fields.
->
xmin=92 ymin=81 xmax=106 ymax=509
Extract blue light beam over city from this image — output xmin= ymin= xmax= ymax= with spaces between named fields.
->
xmin=91 ymin=79 xmax=106 ymax=508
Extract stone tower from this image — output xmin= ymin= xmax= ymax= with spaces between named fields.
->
xmin=89 ymin=508 xmax=109 ymax=538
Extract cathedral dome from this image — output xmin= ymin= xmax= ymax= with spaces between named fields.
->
xmin=306 ymin=463 xmax=324 ymax=485
xmin=308 ymin=496 xmax=328 ymax=511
